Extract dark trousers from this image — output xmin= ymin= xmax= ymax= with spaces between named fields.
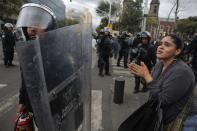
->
xmin=134 ymin=76 xmax=147 ymax=91
xmin=98 ymin=55 xmax=110 ymax=75
xmin=114 ymin=51 xmax=118 ymax=59
xmin=3 ymin=47 xmax=14 ymax=66
xmin=117 ymin=51 xmax=128 ymax=67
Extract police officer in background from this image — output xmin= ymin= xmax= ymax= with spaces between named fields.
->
xmin=111 ymin=33 xmax=120 ymax=59
xmin=15 ymin=2 xmax=57 ymax=121
xmin=1 ymin=23 xmax=15 ymax=67
xmin=117 ymin=31 xmax=130 ymax=68
xmin=97 ymin=28 xmax=113 ymax=77
xmin=184 ymin=33 xmax=197 ymax=82
xmin=130 ymin=32 xmax=141 ymax=62
xmin=133 ymin=31 xmax=156 ymax=93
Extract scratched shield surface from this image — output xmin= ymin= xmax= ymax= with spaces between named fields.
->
xmin=16 ymin=23 xmax=92 ymax=131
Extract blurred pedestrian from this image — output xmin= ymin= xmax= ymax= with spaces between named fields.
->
xmin=128 ymin=34 xmax=196 ymax=130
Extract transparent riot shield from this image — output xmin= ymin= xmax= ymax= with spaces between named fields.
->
xmin=16 ymin=23 xmax=92 ymax=131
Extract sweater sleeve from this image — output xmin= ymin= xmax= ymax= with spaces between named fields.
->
xmin=148 ymin=67 xmax=195 ymax=107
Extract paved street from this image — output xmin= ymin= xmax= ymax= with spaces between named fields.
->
xmin=91 ymin=49 xmax=148 ymax=131
xmin=0 ymin=40 xmax=148 ymax=131
xmin=0 ymin=41 xmax=21 ymax=131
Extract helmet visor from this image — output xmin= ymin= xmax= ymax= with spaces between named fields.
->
xmin=16 ymin=6 xmax=53 ymax=29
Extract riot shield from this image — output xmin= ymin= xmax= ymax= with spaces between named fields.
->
xmin=16 ymin=23 xmax=92 ymax=131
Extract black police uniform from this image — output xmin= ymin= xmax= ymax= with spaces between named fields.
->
xmin=97 ymin=35 xmax=112 ymax=76
xmin=117 ymin=34 xmax=130 ymax=68
xmin=134 ymin=43 xmax=156 ymax=92
xmin=2 ymin=28 xmax=15 ymax=66
xmin=130 ymin=37 xmax=141 ymax=62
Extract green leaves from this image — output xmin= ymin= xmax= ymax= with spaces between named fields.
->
xmin=177 ymin=17 xmax=197 ymax=35
xmin=120 ymin=0 xmax=143 ymax=33
xmin=96 ymin=0 xmax=120 ymax=29
xmin=0 ymin=0 xmax=28 ymax=20
xmin=96 ymin=1 xmax=119 ymax=18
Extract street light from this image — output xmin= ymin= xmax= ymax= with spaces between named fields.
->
xmin=108 ymin=0 xmax=112 ymax=25
xmin=141 ymin=0 xmax=149 ymax=31
xmin=96 ymin=0 xmax=112 ymax=25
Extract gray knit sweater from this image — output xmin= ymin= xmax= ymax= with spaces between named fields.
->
xmin=147 ymin=59 xmax=196 ymax=124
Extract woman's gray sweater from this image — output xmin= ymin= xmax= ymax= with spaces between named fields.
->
xmin=148 ymin=60 xmax=196 ymax=124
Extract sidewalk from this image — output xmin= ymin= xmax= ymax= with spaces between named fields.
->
xmin=110 ymin=58 xmax=149 ymax=131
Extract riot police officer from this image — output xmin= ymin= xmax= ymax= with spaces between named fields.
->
xmin=1 ymin=23 xmax=15 ymax=67
xmin=117 ymin=31 xmax=130 ymax=68
xmin=133 ymin=31 xmax=156 ymax=93
xmin=97 ymin=28 xmax=113 ymax=77
xmin=15 ymin=2 xmax=57 ymax=119
xmin=15 ymin=3 xmax=57 ymax=41
xmin=130 ymin=32 xmax=141 ymax=62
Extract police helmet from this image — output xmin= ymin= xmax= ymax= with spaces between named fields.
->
xmin=16 ymin=3 xmax=57 ymax=31
xmin=136 ymin=32 xmax=141 ymax=38
xmin=100 ymin=29 xmax=104 ymax=33
xmin=141 ymin=31 xmax=151 ymax=39
xmin=121 ymin=31 xmax=129 ymax=38
xmin=4 ymin=23 xmax=13 ymax=28
xmin=103 ymin=27 xmax=110 ymax=33
xmin=15 ymin=3 xmax=57 ymax=41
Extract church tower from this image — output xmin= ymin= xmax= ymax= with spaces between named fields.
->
xmin=149 ymin=0 xmax=160 ymax=18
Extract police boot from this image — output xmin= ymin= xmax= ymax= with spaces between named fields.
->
xmin=134 ymin=77 xmax=140 ymax=93
xmin=142 ymin=86 xmax=148 ymax=92
xmin=99 ymin=68 xmax=104 ymax=77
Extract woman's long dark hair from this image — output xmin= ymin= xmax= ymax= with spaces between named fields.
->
xmin=168 ymin=34 xmax=184 ymax=59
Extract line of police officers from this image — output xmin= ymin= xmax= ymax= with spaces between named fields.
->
xmin=96 ymin=29 xmax=156 ymax=93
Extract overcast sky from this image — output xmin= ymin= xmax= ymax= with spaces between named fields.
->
xmin=63 ymin=0 xmax=197 ymax=26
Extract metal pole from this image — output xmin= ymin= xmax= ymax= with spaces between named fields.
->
xmin=142 ymin=0 xmax=148 ymax=31
xmin=108 ymin=0 xmax=112 ymax=25
xmin=175 ymin=0 xmax=179 ymax=30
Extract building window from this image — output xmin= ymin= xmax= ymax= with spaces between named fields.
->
xmin=160 ymin=25 xmax=163 ymax=30
xmin=154 ymin=6 xmax=157 ymax=14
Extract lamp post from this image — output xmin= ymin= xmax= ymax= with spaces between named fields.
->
xmin=142 ymin=0 xmax=148 ymax=31
xmin=108 ymin=0 xmax=112 ymax=25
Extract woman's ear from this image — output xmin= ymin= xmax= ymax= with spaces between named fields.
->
xmin=175 ymin=49 xmax=181 ymax=56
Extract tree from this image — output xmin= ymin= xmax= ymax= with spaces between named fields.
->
xmin=120 ymin=0 xmax=143 ymax=33
xmin=96 ymin=1 xmax=119 ymax=18
xmin=0 ymin=0 xmax=28 ymax=21
xmin=147 ymin=17 xmax=158 ymax=26
xmin=96 ymin=0 xmax=120 ymax=28
xmin=167 ymin=0 xmax=191 ymax=30
xmin=177 ymin=17 xmax=197 ymax=36
xmin=65 ymin=18 xmax=79 ymax=26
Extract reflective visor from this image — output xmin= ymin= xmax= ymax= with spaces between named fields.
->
xmin=16 ymin=6 xmax=53 ymax=29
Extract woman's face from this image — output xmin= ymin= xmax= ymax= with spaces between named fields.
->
xmin=142 ymin=37 xmax=148 ymax=44
xmin=156 ymin=36 xmax=181 ymax=60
